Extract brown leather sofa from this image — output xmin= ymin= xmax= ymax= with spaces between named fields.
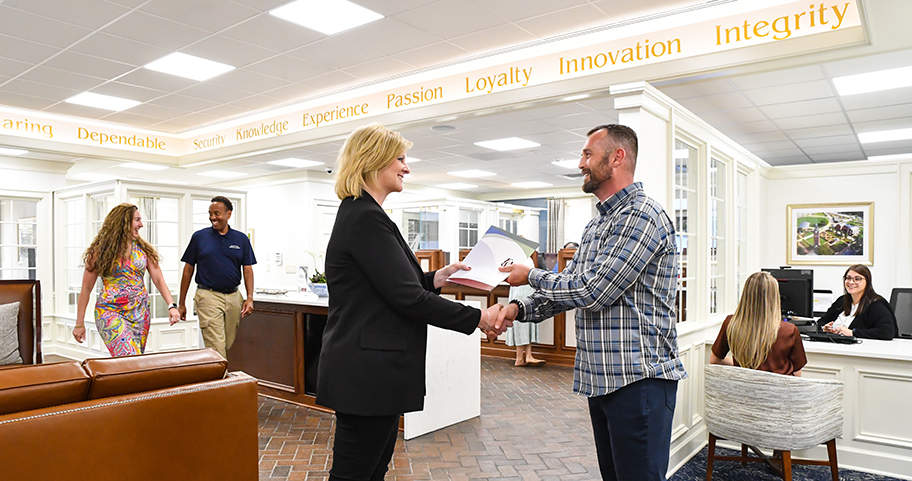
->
xmin=0 ymin=349 xmax=258 ymax=481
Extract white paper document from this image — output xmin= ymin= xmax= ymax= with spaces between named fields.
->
xmin=447 ymin=226 xmax=539 ymax=291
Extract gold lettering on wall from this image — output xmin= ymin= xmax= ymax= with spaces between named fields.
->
xmin=465 ymin=67 xmax=533 ymax=94
xmin=1 ymin=117 xmax=53 ymax=138
xmin=559 ymin=39 xmax=682 ymax=75
xmin=193 ymin=134 xmax=225 ymax=151
xmin=715 ymin=2 xmax=850 ymax=44
xmin=303 ymin=103 xmax=369 ymax=128
xmin=77 ymin=127 xmax=165 ymax=150
xmin=236 ymin=120 xmax=288 ymax=141
xmin=387 ymin=86 xmax=443 ymax=109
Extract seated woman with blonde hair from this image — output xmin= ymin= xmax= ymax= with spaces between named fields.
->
xmin=711 ymin=271 xmax=807 ymax=376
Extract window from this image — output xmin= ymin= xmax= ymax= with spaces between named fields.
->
xmin=673 ymin=139 xmax=698 ymax=323
xmin=90 ymin=195 xmax=115 ymax=235
xmin=132 ymin=195 xmax=180 ymax=319
xmin=405 ymin=208 xmax=439 ymax=250
xmin=458 ymin=209 xmax=479 ymax=249
xmin=63 ymin=197 xmax=86 ymax=314
xmin=0 ymin=199 xmax=38 ymax=280
xmin=736 ymin=170 xmax=749 ymax=295
xmin=192 ymin=197 xmax=238 ymax=233
xmin=708 ymin=157 xmax=726 ymax=315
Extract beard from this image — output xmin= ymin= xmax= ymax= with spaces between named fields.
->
xmin=582 ymin=162 xmax=612 ymax=194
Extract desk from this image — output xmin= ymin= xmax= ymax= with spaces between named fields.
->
xmin=797 ymin=338 xmax=912 ymax=478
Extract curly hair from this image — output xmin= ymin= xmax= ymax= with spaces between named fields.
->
xmin=84 ymin=203 xmax=159 ymax=278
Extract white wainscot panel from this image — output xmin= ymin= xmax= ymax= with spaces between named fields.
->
xmin=41 ymin=320 xmax=51 ymax=341
xmin=856 ymin=371 xmax=912 ymax=449
xmin=801 ymin=365 xmax=842 ymax=381
xmin=564 ymin=309 xmax=576 ymax=348
xmin=538 ymin=316 xmax=554 ymax=345
xmin=671 ymin=342 xmax=693 ymax=442
xmin=158 ymin=327 xmax=187 ymax=351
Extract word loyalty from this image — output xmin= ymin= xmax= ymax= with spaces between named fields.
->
xmin=465 ymin=67 xmax=532 ymax=94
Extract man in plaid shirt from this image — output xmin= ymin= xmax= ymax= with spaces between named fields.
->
xmin=498 ymin=124 xmax=687 ymax=481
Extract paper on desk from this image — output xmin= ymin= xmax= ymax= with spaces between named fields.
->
xmin=447 ymin=226 xmax=539 ymax=291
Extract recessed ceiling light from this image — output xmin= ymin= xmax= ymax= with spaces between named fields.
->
xmin=437 ymin=183 xmax=477 ymax=190
xmin=834 ymin=65 xmax=912 ymax=96
xmin=562 ymin=94 xmax=590 ymax=102
xmin=512 ymin=181 xmax=553 ymax=188
xmin=673 ymin=149 xmax=691 ymax=159
xmin=448 ymin=170 xmax=496 ymax=178
xmin=121 ymin=162 xmax=168 ymax=171
xmin=407 ymin=157 xmax=421 ymax=163
xmin=474 ymin=137 xmax=540 ymax=151
xmin=551 ymin=159 xmax=578 ymax=170
xmin=858 ymin=127 xmax=912 ymax=144
xmin=198 ymin=170 xmax=248 ymax=179
xmin=431 ymin=125 xmax=456 ymax=132
xmin=267 ymin=158 xmax=324 ymax=168
xmin=65 ymin=92 xmax=140 ymax=111
xmin=145 ymin=52 xmax=235 ymax=81
xmin=71 ymin=173 xmax=115 ymax=182
xmin=867 ymin=153 xmax=912 ymax=161
xmin=269 ymin=0 xmax=383 ymax=35
xmin=0 ymin=147 xmax=28 ymax=156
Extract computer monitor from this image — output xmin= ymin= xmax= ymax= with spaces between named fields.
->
xmin=762 ymin=267 xmax=814 ymax=318
xmin=890 ymin=288 xmax=912 ymax=338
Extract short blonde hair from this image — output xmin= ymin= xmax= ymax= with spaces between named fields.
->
xmin=334 ymin=123 xmax=413 ymax=200
xmin=727 ymin=271 xmax=782 ymax=370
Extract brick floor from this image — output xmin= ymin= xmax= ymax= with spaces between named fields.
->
xmin=258 ymin=357 xmax=601 ymax=481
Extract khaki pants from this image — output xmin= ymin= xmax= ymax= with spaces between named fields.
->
xmin=194 ymin=289 xmax=242 ymax=359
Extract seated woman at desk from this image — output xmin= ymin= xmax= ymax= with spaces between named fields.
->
xmin=711 ymin=271 xmax=806 ymax=376
xmin=816 ymin=264 xmax=897 ymax=340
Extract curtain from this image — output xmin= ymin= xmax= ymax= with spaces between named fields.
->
xmin=546 ymin=197 xmax=564 ymax=253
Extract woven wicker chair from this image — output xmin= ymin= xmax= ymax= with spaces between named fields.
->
xmin=703 ymin=364 xmax=844 ymax=481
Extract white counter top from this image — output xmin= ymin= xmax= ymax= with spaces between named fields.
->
xmin=802 ymin=336 xmax=912 ymax=362
xmin=253 ymin=291 xmax=329 ymax=307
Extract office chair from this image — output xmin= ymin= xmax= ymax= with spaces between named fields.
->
xmin=704 ymin=364 xmax=843 ymax=481
xmin=889 ymin=288 xmax=912 ymax=338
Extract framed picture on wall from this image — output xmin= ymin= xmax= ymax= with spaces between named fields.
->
xmin=786 ymin=202 xmax=873 ymax=266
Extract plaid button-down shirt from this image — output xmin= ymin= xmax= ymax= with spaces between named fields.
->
xmin=517 ymin=182 xmax=687 ymax=396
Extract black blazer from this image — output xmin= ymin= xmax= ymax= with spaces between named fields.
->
xmin=316 ymin=194 xmax=479 ymax=416
xmin=816 ymin=295 xmax=898 ymax=340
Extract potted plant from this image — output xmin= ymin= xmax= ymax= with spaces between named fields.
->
xmin=307 ymin=251 xmax=329 ymax=297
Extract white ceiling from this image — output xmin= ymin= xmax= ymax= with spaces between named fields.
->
xmin=1 ymin=0 xmax=912 ymax=193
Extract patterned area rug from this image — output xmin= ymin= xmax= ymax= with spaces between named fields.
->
xmin=671 ymin=446 xmax=902 ymax=481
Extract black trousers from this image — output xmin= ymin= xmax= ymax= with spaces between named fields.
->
xmin=588 ymin=378 xmax=678 ymax=481
xmin=328 ymin=412 xmax=400 ymax=481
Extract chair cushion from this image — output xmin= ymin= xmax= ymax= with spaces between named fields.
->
xmin=0 ymin=302 xmax=22 ymax=365
xmin=83 ymin=349 xmax=228 ymax=400
xmin=0 ymin=361 xmax=90 ymax=416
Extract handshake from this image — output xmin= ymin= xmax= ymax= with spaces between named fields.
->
xmin=477 ymin=303 xmax=520 ymax=337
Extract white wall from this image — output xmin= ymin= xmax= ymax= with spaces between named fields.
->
xmin=761 ymin=161 xmax=908 ymax=298
xmin=246 ymin=180 xmax=337 ymax=291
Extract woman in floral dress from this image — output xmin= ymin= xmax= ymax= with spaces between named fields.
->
xmin=72 ymin=203 xmax=180 ymax=357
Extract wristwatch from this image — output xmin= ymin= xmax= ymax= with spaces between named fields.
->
xmin=509 ymin=300 xmax=525 ymax=320
xmin=169 ymin=303 xmax=179 ymax=310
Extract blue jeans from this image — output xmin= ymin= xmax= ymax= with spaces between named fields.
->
xmin=588 ymin=378 xmax=678 ymax=481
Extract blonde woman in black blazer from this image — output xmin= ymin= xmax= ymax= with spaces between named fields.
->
xmin=316 ymin=123 xmax=506 ymax=481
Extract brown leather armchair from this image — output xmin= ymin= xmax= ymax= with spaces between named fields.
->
xmin=0 ymin=349 xmax=258 ymax=480
xmin=0 ymin=279 xmax=41 ymax=365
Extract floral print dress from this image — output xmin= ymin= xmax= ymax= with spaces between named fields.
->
xmin=94 ymin=242 xmax=151 ymax=357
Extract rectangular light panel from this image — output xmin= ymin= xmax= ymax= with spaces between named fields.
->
xmin=145 ymin=53 xmax=235 ymax=81
xmin=270 ymin=0 xmax=383 ymax=35
xmin=66 ymin=92 xmax=140 ymax=111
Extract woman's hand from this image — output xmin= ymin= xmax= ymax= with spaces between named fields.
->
xmin=72 ymin=325 xmax=86 ymax=343
xmin=434 ymin=262 xmax=470 ymax=289
xmin=168 ymin=307 xmax=181 ymax=326
xmin=832 ymin=326 xmax=853 ymax=336
xmin=822 ymin=321 xmax=835 ymax=333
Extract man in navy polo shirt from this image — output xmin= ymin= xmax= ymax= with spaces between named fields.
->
xmin=178 ymin=196 xmax=256 ymax=359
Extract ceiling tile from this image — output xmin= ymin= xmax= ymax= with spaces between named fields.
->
xmin=844 ymin=102 xmax=912 ymax=124
xmin=148 ymin=94 xmax=220 ymax=112
xmin=839 ymin=88 xmax=912 ymax=111
xmin=773 ymin=112 xmax=847 ymax=130
xmin=257 ymin=82 xmax=309 ymax=102
xmin=0 ymin=6 xmax=92 ymax=48
xmin=102 ymin=12 xmax=211 ymax=51
xmin=97 ymin=110 xmax=163 ymax=128
xmin=863 ymin=143 xmax=912 ymax=157
xmin=114 ymin=68 xmax=198 ymax=92
xmin=741 ymin=79 xmax=834 ymax=106
xmin=41 ymin=101 xmax=112 ymax=119
xmin=71 ymin=33 xmax=172 ymax=66
xmin=0 ymin=57 xmax=32 ymax=78
xmin=223 ymin=0 xmax=288 ymax=12
xmin=222 ymin=14 xmax=324 ymax=53
xmin=823 ymin=48 xmax=912 ymax=78
xmin=182 ymin=35 xmax=279 ymax=68
xmin=286 ymin=38 xmax=382 ymax=70
xmin=515 ymin=4 xmax=611 ymax=39
xmin=90 ymin=81 xmax=167 ymax=102
xmin=0 ymin=34 xmax=59 ymax=64
xmin=41 ymin=51 xmax=137 ymax=80
xmin=228 ymin=94 xmax=284 ymax=110
xmin=447 ymin=24 xmax=539 ymax=54
xmin=729 ymin=65 xmax=825 ymax=91
xmin=2 ymin=79 xmax=81 ymax=101
xmin=697 ymin=107 xmax=767 ymax=125
xmin=728 ymin=131 xmax=790 ymax=144
xmin=245 ymin=55 xmax=332 ymax=82
xmin=208 ymin=69 xmax=292 ymax=94
xmin=853 ymin=117 xmax=912 ymax=133
xmin=197 ymin=103 xmax=250 ymax=119
xmin=301 ymin=70 xmax=361 ymax=93
xmin=656 ymin=79 xmax=737 ymax=100
xmin=794 ymin=135 xmax=859 ymax=149
xmin=179 ymin=83 xmax=253 ymax=103
xmin=341 ymin=58 xmax=413 ymax=80
xmin=395 ymin=0 xmax=504 ymax=40
xmin=2 ymin=0 xmax=131 ymax=29
xmin=786 ymin=124 xmax=854 ymax=140
xmin=124 ymin=102 xmax=191 ymax=120
xmin=0 ymin=90 xmax=58 ymax=110
xmin=19 ymin=67 xmax=108 ymax=91
xmin=809 ymin=150 xmax=864 ymax=162
xmin=716 ymin=119 xmax=779 ymax=135
xmin=676 ymin=92 xmax=753 ymax=114
xmin=759 ymin=97 xmax=842 ymax=119
xmin=803 ymin=144 xmax=862 ymax=156
xmin=341 ymin=18 xmax=442 ymax=56
xmin=741 ymin=140 xmax=797 ymax=152
xmin=477 ymin=0 xmax=590 ymax=22
xmin=763 ymin=154 xmax=811 ymax=166
xmin=140 ymin=0 xmax=260 ymax=33
xmin=392 ymin=42 xmax=469 ymax=68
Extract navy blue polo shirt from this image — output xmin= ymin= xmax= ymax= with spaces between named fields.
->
xmin=181 ymin=226 xmax=256 ymax=293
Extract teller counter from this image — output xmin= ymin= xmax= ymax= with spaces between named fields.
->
xmin=229 ymin=292 xmax=481 ymax=439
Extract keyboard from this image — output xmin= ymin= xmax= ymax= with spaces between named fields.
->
xmin=805 ymin=332 xmax=859 ymax=344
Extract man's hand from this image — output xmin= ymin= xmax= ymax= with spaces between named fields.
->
xmin=495 ymin=303 xmax=518 ymax=332
xmin=178 ymin=304 xmax=188 ymax=321
xmin=241 ymin=298 xmax=254 ymax=317
xmin=434 ymin=261 xmax=470 ymax=289
xmin=499 ymin=263 xmax=531 ymax=286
